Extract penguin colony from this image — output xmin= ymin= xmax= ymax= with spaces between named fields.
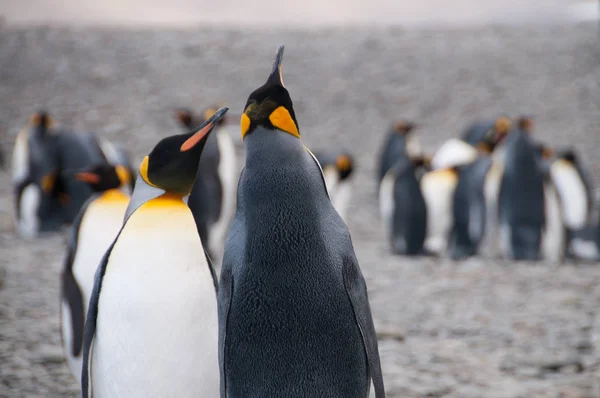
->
xmin=378 ymin=115 xmax=600 ymax=262
xmin=5 ymin=43 xmax=599 ymax=397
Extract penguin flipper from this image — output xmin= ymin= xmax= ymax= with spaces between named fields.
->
xmin=61 ymin=199 xmax=92 ymax=358
xmin=343 ymin=254 xmax=385 ymax=398
xmin=217 ymin=264 xmax=234 ymax=398
xmin=81 ymin=233 xmax=121 ymax=398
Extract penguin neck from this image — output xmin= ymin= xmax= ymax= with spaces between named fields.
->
xmin=100 ymin=188 xmax=130 ymax=201
xmin=244 ymin=126 xmax=305 ymax=166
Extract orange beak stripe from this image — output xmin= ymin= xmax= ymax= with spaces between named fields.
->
xmin=180 ymin=121 xmax=214 ymax=152
xmin=75 ymin=172 xmax=101 ymax=184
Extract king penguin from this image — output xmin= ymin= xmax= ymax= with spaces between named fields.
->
xmin=175 ymin=106 xmax=238 ymax=268
xmin=312 ymin=150 xmax=355 ymax=221
xmin=59 ymin=163 xmax=131 ymax=383
xmin=448 ymin=156 xmax=493 ymax=260
xmin=217 ymin=45 xmax=385 ymax=398
xmin=550 ymin=148 xmax=597 ymax=260
xmin=81 ymin=108 xmax=228 ymax=398
xmin=379 ymin=155 xmax=427 ymax=255
xmin=430 ymin=116 xmax=511 ymax=170
xmin=497 ymin=125 xmax=546 ymax=260
xmin=376 ymin=120 xmax=419 ymax=185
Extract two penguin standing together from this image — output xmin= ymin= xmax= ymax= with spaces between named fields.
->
xmin=61 ymin=46 xmax=384 ymax=398
xmin=378 ymin=115 xmax=597 ymax=262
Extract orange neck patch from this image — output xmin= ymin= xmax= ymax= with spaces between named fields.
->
xmin=268 ymin=106 xmax=299 ymax=138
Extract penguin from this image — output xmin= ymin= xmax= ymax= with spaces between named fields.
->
xmin=376 ymin=120 xmax=419 ymax=185
xmin=549 ymin=148 xmax=597 ymax=260
xmin=175 ymin=106 xmax=237 ymax=268
xmin=81 ymin=108 xmax=228 ymax=398
xmin=217 ymin=45 xmax=385 ymax=398
xmin=420 ymin=166 xmax=460 ymax=255
xmin=59 ymin=163 xmax=131 ymax=383
xmin=431 ymin=116 xmax=511 ymax=170
xmin=448 ymin=156 xmax=493 ymax=260
xmin=11 ymin=111 xmax=132 ymax=239
xmin=379 ymin=155 xmax=427 ymax=255
xmin=312 ymin=150 xmax=355 ymax=221
xmin=497 ymin=126 xmax=546 ymax=260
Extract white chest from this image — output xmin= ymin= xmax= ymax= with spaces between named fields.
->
xmin=91 ymin=206 xmax=219 ymax=398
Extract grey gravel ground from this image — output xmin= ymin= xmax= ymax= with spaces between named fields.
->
xmin=1 ymin=23 xmax=600 ymax=398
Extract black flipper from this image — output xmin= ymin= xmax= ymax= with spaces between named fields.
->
xmin=80 ymin=230 xmax=122 ymax=398
xmin=60 ymin=199 xmax=93 ymax=357
xmin=217 ymin=264 xmax=234 ymax=398
xmin=343 ymin=253 xmax=386 ymax=398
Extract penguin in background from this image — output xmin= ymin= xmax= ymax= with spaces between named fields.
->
xmin=549 ymin=148 xmax=598 ymax=260
xmin=81 ymin=108 xmax=228 ymax=398
xmin=59 ymin=163 xmax=131 ymax=383
xmin=218 ymin=46 xmax=385 ymax=398
xmin=11 ymin=111 xmax=133 ymax=239
xmin=448 ymin=156 xmax=493 ymax=260
xmin=312 ymin=150 xmax=355 ymax=221
xmin=497 ymin=125 xmax=547 ymax=261
xmin=379 ymin=155 xmax=427 ymax=255
xmin=175 ymin=106 xmax=238 ymax=268
xmin=420 ymin=165 xmax=460 ymax=255
xmin=376 ymin=120 xmax=419 ymax=185
xmin=430 ymin=116 xmax=511 ymax=170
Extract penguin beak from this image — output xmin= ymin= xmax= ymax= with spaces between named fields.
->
xmin=180 ymin=107 xmax=229 ymax=152
xmin=265 ymin=45 xmax=285 ymax=87
xmin=74 ymin=172 xmax=101 ymax=184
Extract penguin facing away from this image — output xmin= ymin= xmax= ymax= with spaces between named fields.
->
xmin=377 ymin=120 xmax=419 ymax=184
xmin=498 ymin=127 xmax=546 ymax=260
xmin=312 ymin=150 xmax=355 ymax=221
xmin=59 ymin=163 xmax=131 ymax=383
xmin=81 ymin=108 xmax=228 ymax=398
xmin=175 ymin=106 xmax=238 ymax=268
xmin=379 ymin=155 xmax=427 ymax=255
xmin=218 ymin=46 xmax=385 ymax=397
xmin=448 ymin=156 xmax=493 ymax=260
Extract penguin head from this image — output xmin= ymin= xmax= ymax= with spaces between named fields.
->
xmin=174 ymin=108 xmax=196 ymax=131
xmin=335 ymin=153 xmax=354 ymax=180
xmin=477 ymin=116 xmax=511 ymax=153
xmin=28 ymin=110 xmax=54 ymax=139
xmin=70 ymin=164 xmax=131 ymax=193
xmin=139 ymin=106 xmax=229 ymax=196
xmin=393 ymin=120 xmax=417 ymax=136
xmin=241 ymin=45 xmax=299 ymax=140
xmin=516 ymin=115 xmax=534 ymax=134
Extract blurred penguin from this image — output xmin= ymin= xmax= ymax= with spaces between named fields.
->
xmin=431 ymin=116 xmax=511 ymax=170
xmin=497 ymin=125 xmax=547 ymax=260
xmin=312 ymin=150 xmax=354 ymax=221
xmin=448 ymin=156 xmax=493 ymax=260
xmin=377 ymin=120 xmax=420 ymax=186
xmin=550 ymin=148 xmax=598 ymax=260
xmin=379 ymin=155 xmax=427 ymax=255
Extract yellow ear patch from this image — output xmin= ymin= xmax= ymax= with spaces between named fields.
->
xmin=139 ymin=156 xmax=159 ymax=188
xmin=241 ymin=113 xmax=251 ymax=138
xmin=269 ymin=106 xmax=299 ymax=138
xmin=40 ymin=173 xmax=56 ymax=193
xmin=336 ymin=155 xmax=352 ymax=172
xmin=495 ymin=117 xmax=512 ymax=134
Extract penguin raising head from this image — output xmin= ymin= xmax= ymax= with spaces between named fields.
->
xmin=393 ymin=120 xmax=417 ymax=135
xmin=70 ymin=164 xmax=131 ymax=193
xmin=139 ymin=106 xmax=229 ymax=196
xmin=240 ymin=45 xmax=299 ymax=140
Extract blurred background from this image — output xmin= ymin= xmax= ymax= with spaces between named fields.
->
xmin=0 ymin=1 xmax=599 ymax=397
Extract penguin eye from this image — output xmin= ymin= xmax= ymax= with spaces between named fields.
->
xmin=269 ymin=106 xmax=299 ymax=138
